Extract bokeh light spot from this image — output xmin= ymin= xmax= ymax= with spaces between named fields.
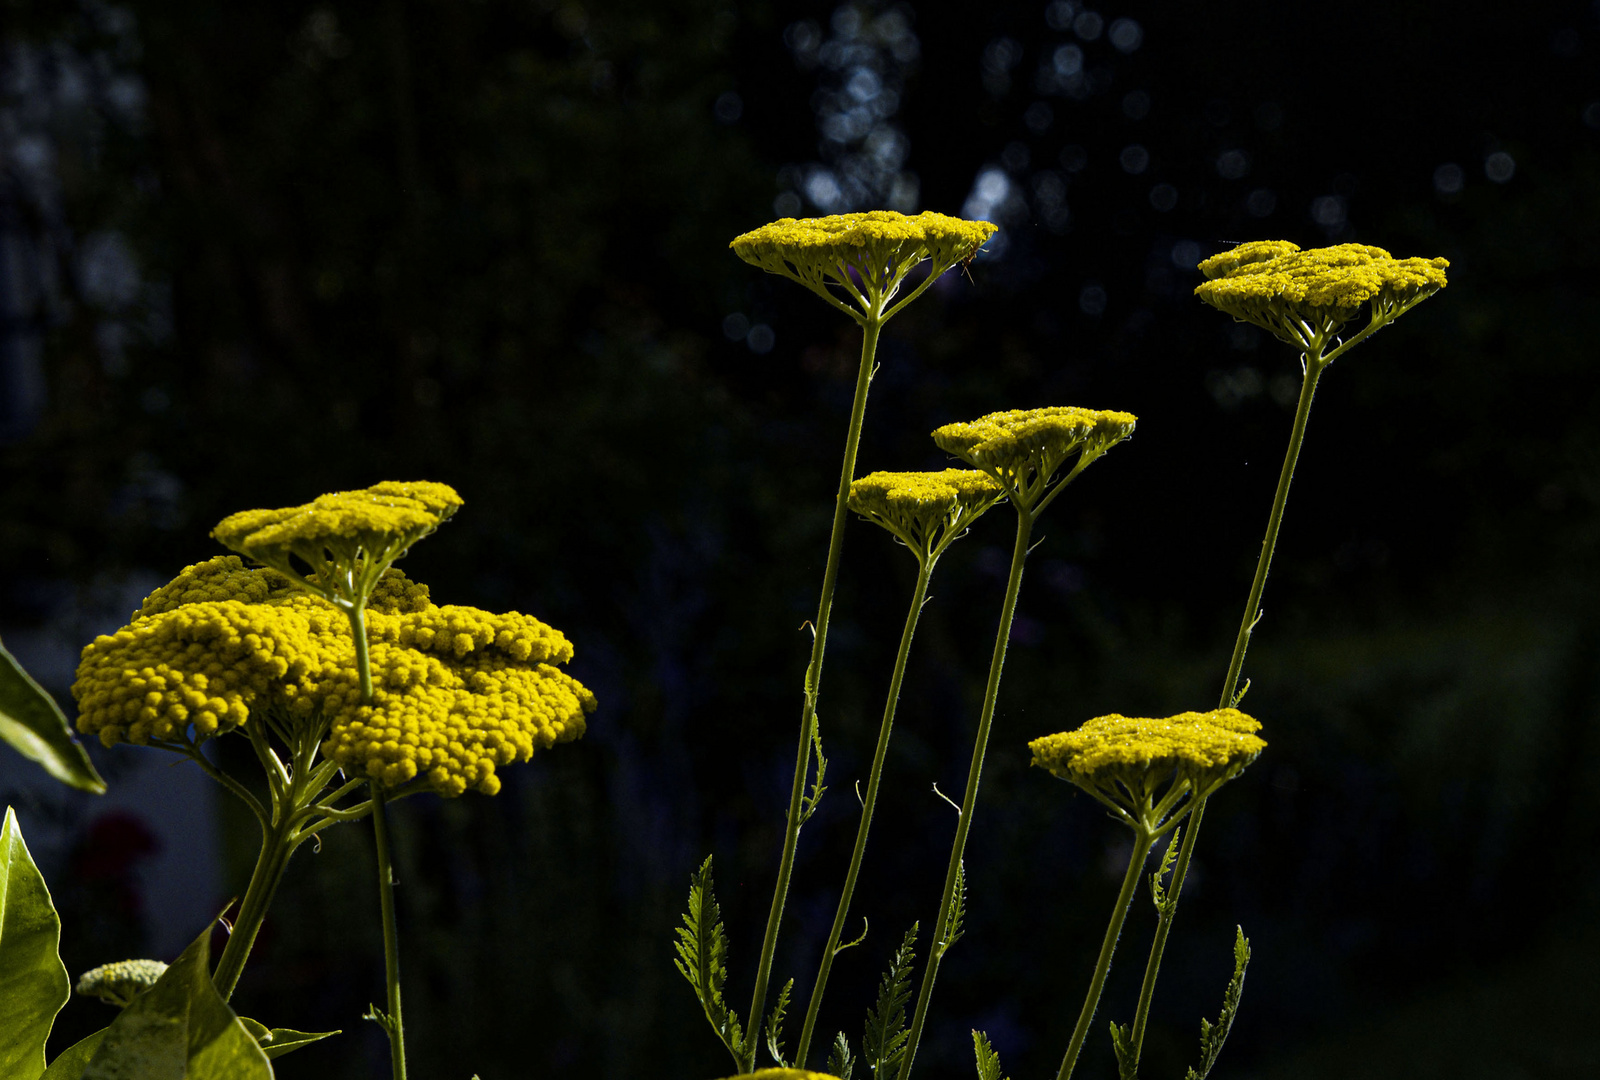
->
xmin=1433 ymin=162 xmax=1464 ymax=195
xmin=1119 ymin=144 xmax=1149 ymax=174
xmin=1148 ymin=183 xmax=1177 ymax=212
xmin=1485 ymin=151 xmax=1516 ymax=183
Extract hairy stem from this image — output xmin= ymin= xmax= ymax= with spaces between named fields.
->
xmin=744 ymin=315 xmax=881 ymax=1068
xmin=1055 ymin=829 xmax=1155 ymax=1080
xmin=1127 ymin=349 xmax=1326 ymax=1067
xmin=796 ymin=556 xmax=935 ymax=1065
xmin=212 ymin=817 xmax=294 ymax=1001
xmin=371 ymin=786 xmax=407 ymax=1080
xmin=896 ymin=508 xmax=1033 ymax=1080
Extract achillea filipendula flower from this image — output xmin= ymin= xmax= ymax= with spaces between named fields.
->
xmin=211 ymin=481 xmax=462 ymax=606
xmin=848 ymin=469 xmax=1005 ymax=557
xmin=1030 ymin=709 xmax=1265 ymax=802
xmin=730 ymin=210 xmax=996 ymax=316
xmin=73 ymin=557 xmax=596 ymax=795
xmin=1194 ymin=241 xmax=1448 ymax=350
xmin=932 ymin=406 xmax=1136 ymax=510
xmin=76 ymin=959 xmax=169 ymax=1007
xmin=718 ymin=1071 xmax=843 ymax=1080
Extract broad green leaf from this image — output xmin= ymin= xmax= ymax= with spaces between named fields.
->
xmin=0 ymin=639 xmax=105 ymax=794
xmin=0 ymin=806 xmax=73 ymax=1080
xmin=238 ymin=1018 xmax=340 ymax=1060
xmin=40 ymin=1030 xmax=107 ymax=1080
xmin=82 ymin=922 xmax=273 ymax=1080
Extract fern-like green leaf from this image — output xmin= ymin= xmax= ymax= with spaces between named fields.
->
xmin=938 ymin=861 xmax=966 ymax=958
xmin=971 ymin=1029 xmax=1010 ymax=1080
xmin=826 ymin=1031 xmax=856 ymax=1080
xmin=863 ymin=923 xmax=918 ymax=1076
xmin=672 ymin=855 xmax=745 ymax=1064
xmin=798 ymin=716 xmax=829 ymax=827
xmin=765 ymin=978 xmax=794 ymax=1067
xmin=1109 ymin=1020 xmax=1139 ymax=1080
xmin=1184 ymin=926 xmax=1251 ymax=1080
xmin=1150 ymin=828 xmax=1182 ymax=917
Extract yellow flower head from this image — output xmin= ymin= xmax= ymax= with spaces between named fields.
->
xmin=730 ymin=210 xmax=996 ymax=322
xmin=1194 ymin=241 xmax=1449 ymax=352
xmin=848 ymin=469 xmax=1005 ymax=560
xmin=76 ymin=959 xmax=169 ymax=1008
xmin=717 ymin=1071 xmax=843 ymax=1080
xmin=1029 ymin=709 xmax=1265 ymax=829
xmin=211 ymin=481 xmax=462 ymax=609
xmin=932 ymin=406 xmax=1137 ymax=513
xmin=72 ymin=556 xmax=596 ymax=796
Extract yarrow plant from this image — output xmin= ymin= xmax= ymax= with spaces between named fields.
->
xmin=670 ymin=222 xmax=1448 ymax=1080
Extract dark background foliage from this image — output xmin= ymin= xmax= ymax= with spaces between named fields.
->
xmin=2 ymin=0 xmax=1599 ymax=1077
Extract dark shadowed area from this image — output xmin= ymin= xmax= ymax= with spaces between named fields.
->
xmin=2 ymin=0 xmax=1598 ymax=1077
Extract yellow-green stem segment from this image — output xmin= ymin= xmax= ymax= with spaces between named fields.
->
xmin=895 ymin=506 xmax=1033 ymax=1080
xmin=796 ymin=554 xmax=934 ymax=1066
xmin=744 ymin=315 xmax=882 ymax=1069
xmin=212 ymin=817 xmax=293 ymax=1000
xmin=1055 ymin=828 xmax=1156 ymax=1080
xmin=1126 ymin=347 xmax=1328 ymax=1067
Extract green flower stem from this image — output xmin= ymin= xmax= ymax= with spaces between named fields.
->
xmin=350 ymin=602 xmax=374 ymax=704
xmin=744 ymin=314 xmax=882 ymax=1067
xmin=212 ymin=815 xmax=294 ymax=1001
xmin=1055 ymin=828 xmax=1156 ymax=1080
xmin=1126 ymin=347 xmax=1329 ymax=1067
xmin=796 ymin=554 xmax=935 ymax=1066
xmin=895 ymin=507 xmax=1034 ymax=1080
xmin=371 ymin=785 xmax=408 ymax=1080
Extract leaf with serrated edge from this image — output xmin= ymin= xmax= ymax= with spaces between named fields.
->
xmin=825 ymin=1031 xmax=855 ymax=1080
xmin=672 ymin=855 xmax=744 ymax=1062
xmin=0 ymin=640 xmax=105 ymax=793
xmin=971 ymin=1029 xmax=1009 ymax=1080
xmin=40 ymin=1030 xmax=107 ymax=1080
xmin=1185 ymin=926 xmax=1251 ymax=1080
xmin=764 ymin=978 xmax=793 ymax=1067
xmin=863 ymin=923 xmax=917 ymax=1076
xmin=81 ymin=920 xmax=273 ymax=1080
xmin=1 ymin=807 xmax=73 ymax=1080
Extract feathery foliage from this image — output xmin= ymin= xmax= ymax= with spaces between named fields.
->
xmin=862 ymin=924 xmax=918 ymax=1076
xmin=937 ymin=861 xmax=966 ymax=958
xmin=1150 ymin=828 xmax=1182 ymax=918
xmin=765 ymin=978 xmax=794 ymax=1067
xmin=826 ymin=1031 xmax=857 ymax=1080
xmin=673 ymin=855 xmax=746 ymax=1064
xmin=972 ymin=1029 xmax=1010 ymax=1080
xmin=1184 ymin=927 xmax=1252 ymax=1080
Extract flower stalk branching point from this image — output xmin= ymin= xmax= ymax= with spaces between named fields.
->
xmin=1029 ymin=709 xmax=1265 ymax=1080
xmin=793 ymin=470 xmax=1004 ymax=1066
xmin=894 ymin=406 xmax=1135 ymax=1080
xmin=707 ymin=212 xmax=994 ymax=1073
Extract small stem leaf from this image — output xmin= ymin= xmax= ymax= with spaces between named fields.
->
xmin=765 ymin=979 xmax=794 ymax=1067
xmin=825 ymin=1031 xmax=856 ymax=1080
xmin=937 ymin=862 xmax=966 ymax=958
xmin=673 ymin=855 xmax=745 ymax=1064
xmin=1 ymin=807 xmax=73 ymax=1080
xmin=798 ymin=718 xmax=829 ymax=828
xmin=0 ymin=641 xmax=105 ymax=793
xmin=863 ymin=924 xmax=918 ymax=1076
xmin=1109 ymin=1021 xmax=1138 ymax=1080
xmin=1150 ymin=829 xmax=1182 ymax=916
xmin=1186 ymin=926 xmax=1252 ymax=1080
xmin=972 ymin=1029 xmax=1010 ymax=1080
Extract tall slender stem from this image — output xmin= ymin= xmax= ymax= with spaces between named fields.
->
xmin=1127 ymin=350 xmax=1326 ymax=1066
xmin=212 ymin=818 xmax=293 ymax=1001
xmin=371 ymin=786 xmax=407 ymax=1080
xmin=896 ymin=508 xmax=1033 ymax=1080
xmin=743 ymin=315 xmax=882 ymax=1066
xmin=1055 ymin=829 xmax=1155 ymax=1080
xmin=796 ymin=556 xmax=934 ymax=1066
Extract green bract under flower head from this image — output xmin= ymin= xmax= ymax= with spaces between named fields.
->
xmin=730 ymin=210 xmax=996 ymax=322
xmin=211 ymin=481 xmax=462 ymax=609
xmin=1195 ymin=241 xmax=1449 ymax=352
xmin=932 ymin=406 xmax=1136 ymax=513
xmin=72 ymin=556 xmax=595 ymax=796
xmin=848 ymin=469 xmax=1005 ymax=560
xmin=1030 ymin=709 xmax=1265 ymax=830
xmin=76 ymin=959 xmax=169 ymax=1008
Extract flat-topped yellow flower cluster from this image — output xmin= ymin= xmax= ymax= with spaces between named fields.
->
xmin=1194 ymin=241 xmax=1449 ymax=348
xmin=73 ymin=555 xmax=594 ymax=796
xmin=1030 ymin=709 xmax=1266 ymax=789
xmin=848 ymin=468 xmax=1004 ymax=556
xmin=718 ymin=1070 xmax=843 ymax=1080
xmin=933 ymin=405 xmax=1137 ymax=509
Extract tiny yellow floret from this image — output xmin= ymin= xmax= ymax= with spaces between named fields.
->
xmin=848 ymin=469 xmax=1005 ymax=558
xmin=1194 ymin=241 xmax=1449 ymax=350
xmin=76 ymin=959 xmax=169 ymax=1008
xmin=932 ymin=405 xmax=1136 ymax=511
xmin=730 ymin=210 xmax=996 ymax=319
xmin=717 ymin=1071 xmax=843 ymax=1080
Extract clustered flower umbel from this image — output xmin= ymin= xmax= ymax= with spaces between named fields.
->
xmin=720 ymin=1070 xmax=843 ymax=1080
xmin=1193 ymin=240 xmax=1449 ymax=352
xmin=729 ymin=210 xmax=997 ymax=317
xmin=847 ymin=468 xmax=1005 ymax=558
xmin=933 ymin=405 xmax=1138 ymax=510
xmin=1029 ymin=709 xmax=1267 ymax=813
xmin=75 ymin=959 xmax=169 ymax=1008
xmin=73 ymin=555 xmax=595 ymax=797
